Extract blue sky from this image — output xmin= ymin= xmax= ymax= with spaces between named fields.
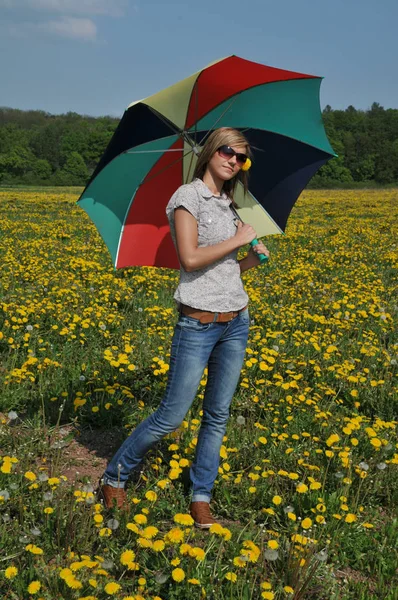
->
xmin=1 ymin=0 xmax=397 ymax=117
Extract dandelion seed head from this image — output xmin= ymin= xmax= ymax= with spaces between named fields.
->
xmin=263 ymin=549 xmax=279 ymax=561
xmin=315 ymin=549 xmax=328 ymax=562
xmin=358 ymin=462 xmax=369 ymax=471
xmin=107 ymin=518 xmax=120 ymax=530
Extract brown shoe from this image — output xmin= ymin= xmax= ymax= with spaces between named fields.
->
xmin=98 ymin=482 xmax=127 ymax=510
xmin=190 ymin=501 xmax=219 ymax=529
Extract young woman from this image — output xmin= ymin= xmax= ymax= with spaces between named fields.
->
xmin=99 ymin=127 xmax=269 ymax=528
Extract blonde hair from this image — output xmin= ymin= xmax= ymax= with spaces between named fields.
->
xmin=192 ymin=127 xmax=252 ymax=206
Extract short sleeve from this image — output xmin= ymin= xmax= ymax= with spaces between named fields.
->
xmin=166 ymin=184 xmax=200 ymax=221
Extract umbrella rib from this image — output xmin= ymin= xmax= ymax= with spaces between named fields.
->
xmin=125 ymin=149 xmax=185 ymax=154
xmin=185 ymin=145 xmax=196 ymax=184
xmin=234 ymin=181 xmax=284 ymax=235
xmin=194 ymin=80 xmax=199 ymax=146
xmin=141 ymin=147 xmax=196 ymax=187
xmin=187 ymin=94 xmax=240 ymax=146
xmin=146 ymin=105 xmax=183 ymax=136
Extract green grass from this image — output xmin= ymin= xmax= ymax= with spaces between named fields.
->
xmin=0 ymin=187 xmax=397 ymax=600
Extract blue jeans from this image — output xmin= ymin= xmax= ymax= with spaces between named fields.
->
xmin=103 ymin=306 xmax=250 ymax=503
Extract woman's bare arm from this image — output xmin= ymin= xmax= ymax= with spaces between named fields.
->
xmin=174 ymin=207 xmax=256 ymax=272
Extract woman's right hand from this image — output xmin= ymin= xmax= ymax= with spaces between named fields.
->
xmin=235 ymin=219 xmax=257 ymax=246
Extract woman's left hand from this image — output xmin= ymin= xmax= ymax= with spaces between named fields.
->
xmin=251 ymin=241 xmax=270 ymax=261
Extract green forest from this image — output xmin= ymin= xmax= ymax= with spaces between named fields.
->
xmin=1 ymin=103 xmax=397 ymax=187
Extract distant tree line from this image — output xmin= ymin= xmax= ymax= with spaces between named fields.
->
xmin=0 ymin=103 xmax=397 ymax=187
xmin=0 ymin=108 xmax=117 ymax=186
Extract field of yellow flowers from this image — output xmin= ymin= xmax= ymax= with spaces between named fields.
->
xmin=0 ymin=187 xmax=397 ymax=600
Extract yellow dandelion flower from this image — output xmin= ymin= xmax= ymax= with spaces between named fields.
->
xmin=261 ymin=581 xmax=272 ymax=590
xmin=24 ymin=471 xmax=37 ymax=481
xmin=133 ymin=513 xmax=147 ymax=525
xmin=225 ymin=572 xmax=237 ymax=582
xmin=209 ymin=523 xmax=222 ymax=534
xmin=309 ymin=481 xmax=322 ymax=490
xmin=156 ymin=479 xmax=170 ymax=489
xmin=145 ymin=490 xmax=158 ymax=502
xmin=296 ymin=483 xmax=309 ymax=494
xmin=171 ymin=558 xmax=181 ymax=566
xmin=152 ymin=540 xmax=165 ymax=552
xmin=189 ymin=547 xmax=205 ymax=561
xmin=137 ymin=537 xmax=153 ymax=548
xmin=291 ymin=533 xmax=308 ymax=545
xmin=267 ymin=540 xmax=279 ymax=549
xmin=233 ymin=556 xmax=249 ymax=568
xmin=48 ymin=477 xmax=60 ymax=486
xmin=60 ymin=568 xmax=73 ymax=579
xmin=345 ymin=513 xmax=357 ymax=523
xmin=5 ymin=566 xmax=18 ymax=579
xmin=272 ymin=495 xmax=282 ymax=505
xmin=173 ymin=513 xmax=194 ymax=526
xmin=171 ymin=567 xmax=185 ymax=582
xmin=169 ymin=468 xmax=181 ymax=480
xmin=301 ymin=518 xmax=312 ymax=529
xmin=142 ymin=525 xmax=158 ymax=539
xmin=120 ymin=550 xmax=136 ymax=565
xmin=370 ymin=438 xmax=382 ymax=448
xmin=104 ymin=582 xmax=121 ymax=595
xmin=165 ymin=527 xmax=184 ymax=544
xmin=27 ymin=581 xmax=41 ymax=594
xmin=64 ymin=575 xmax=83 ymax=589
xmin=262 ymin=507 xmax=275 ymax=515
xmin=25 ymin=544 xmax=43 ymax=555
xmin=180 ymin=543 xmax=192 ymax=555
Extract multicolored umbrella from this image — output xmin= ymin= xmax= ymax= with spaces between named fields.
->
xmin=78 ymin=55 xmax=336 ymax=269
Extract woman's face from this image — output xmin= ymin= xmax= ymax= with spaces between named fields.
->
xmin=206 ymin=143 xmax=248 ymax=181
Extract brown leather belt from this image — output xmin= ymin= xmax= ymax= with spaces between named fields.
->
xmin=180 ymin=303 xmax=248 ymax=324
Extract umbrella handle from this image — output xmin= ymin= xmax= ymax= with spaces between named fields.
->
xmin=250 ymin=239 xmax=268 ymax=263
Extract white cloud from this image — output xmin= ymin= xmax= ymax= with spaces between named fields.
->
xmin=7 ymin=16 xmax=97 ymax=41
xmin=0 ymin=0 xmax=127 ymax=17
xmin=1 ymin=0 xmax=131 ymax=42
xmin=42 ymin=16 xmax=97 ymax=40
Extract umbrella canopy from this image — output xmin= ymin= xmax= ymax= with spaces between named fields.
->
xmin=78 ymin=55 xmax=336 ymax=269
